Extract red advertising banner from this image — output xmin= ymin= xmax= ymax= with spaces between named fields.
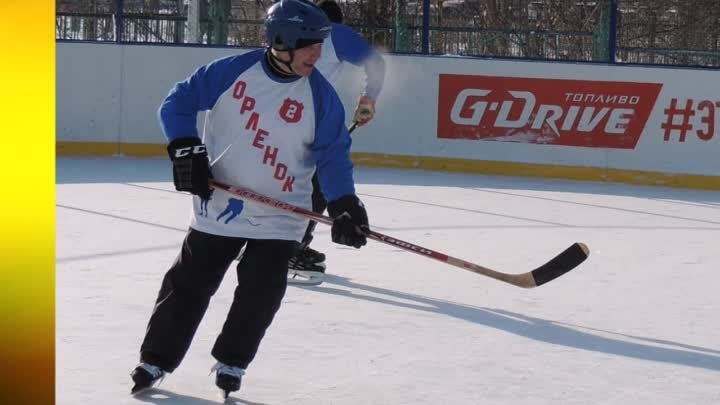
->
xmin=437 ymin=74 xmax=662 ymax=149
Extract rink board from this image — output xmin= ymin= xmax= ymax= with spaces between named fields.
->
xmin=56 ymin=42 xmax=720 ymax=189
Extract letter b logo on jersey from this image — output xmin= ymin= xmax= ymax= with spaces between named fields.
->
xmin=279 ymin=98 xmax=304 ymax=123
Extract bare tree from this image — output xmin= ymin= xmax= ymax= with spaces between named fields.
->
xmin=55 ymin=0 xmax=720 ymax=66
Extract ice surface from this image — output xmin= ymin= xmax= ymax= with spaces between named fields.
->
xmin=57 ymin=157 xmax=720 ymax=405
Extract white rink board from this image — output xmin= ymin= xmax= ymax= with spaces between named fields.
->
xmin=56 ymin=42 xmax=720 ymax=176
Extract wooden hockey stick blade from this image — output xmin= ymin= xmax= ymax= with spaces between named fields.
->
xmin=528 ymin=242 xmax=590 ymax=287
xmin=208 ymin=180 xmax=589 ymax=288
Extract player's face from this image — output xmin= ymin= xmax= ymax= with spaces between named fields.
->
xmin=290 ymin=43 xmax=322 ymax=77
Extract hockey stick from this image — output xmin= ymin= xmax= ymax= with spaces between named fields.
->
xmin=208 ymin=180 xmax=590 ymax=288
xmin=348 ymin=121 xmax=358 ymax=134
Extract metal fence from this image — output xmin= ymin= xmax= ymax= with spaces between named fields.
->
xmin=56 ymin=0 xmax=720 ymax=68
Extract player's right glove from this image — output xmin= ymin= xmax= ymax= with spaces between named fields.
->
xmin=327 ymin=195 xmax=369 ymax=249
xmin=167 ymin=137 xmax=212 ymax=200
xmin=352 ymin=96 xmax=376 ymax=126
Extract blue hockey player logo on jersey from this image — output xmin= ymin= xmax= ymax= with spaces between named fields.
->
xmin=199 ymin=196 xmax=210 ymax=217
xmin=216 ymin=198 xmax=261 ymax=226
xmin=217 ymin=198 xmax=245 ymax=224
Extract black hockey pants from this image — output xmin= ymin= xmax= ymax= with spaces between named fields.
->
xmin=301 ymin=172 xmax=328 ymax=247
xmin=139 ymin=228 xmax=298 ymax=372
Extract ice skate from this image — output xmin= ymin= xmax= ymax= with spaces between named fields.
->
xmin=212 ymin=362 xmax=245 ymax=399
xmin=287 ymin=246 xmax=326 ymax=285
xmin=130 ymin=362 xmax=165 ymax=395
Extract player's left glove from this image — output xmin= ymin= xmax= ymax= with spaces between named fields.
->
xmin=327 ymin=195 xmax=369 ymax=249
xmin=352 ymin=96 xmax=376 ymax=126
xmin=167 ymin=137 xmax=213 ymax=200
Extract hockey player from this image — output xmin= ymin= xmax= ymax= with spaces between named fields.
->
xmin=287 ymin=0 xmax=385 ymax=285
xmin=130 ymin=0 xmax=370 ymax=398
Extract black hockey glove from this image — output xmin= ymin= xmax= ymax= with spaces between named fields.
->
xmin=327 ymin=195 xmax=369 ymax=249
xmin=167 ymin=137 xmax=212 ymax=200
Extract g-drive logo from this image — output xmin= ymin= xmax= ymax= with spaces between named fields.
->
xmin=437 ymin=74 xmax=663 ymax=149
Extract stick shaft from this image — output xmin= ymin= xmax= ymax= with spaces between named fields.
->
xmin=348 ymin=121 xmax=358 ymax=134
xmin=208 ymin=179 xmax=589 ymax=288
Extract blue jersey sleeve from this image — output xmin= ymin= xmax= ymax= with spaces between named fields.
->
xmin=158 ymin=49 xmax=264 ymax=141
xmin=331 ymin=24 xmax=372 ymax=65
xmin=308 ymin=70 xmax=356 ymax=202
xmin=331 ymin=23 xmax=386 ymax=101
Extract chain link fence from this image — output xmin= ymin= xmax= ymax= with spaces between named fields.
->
xmin=56 ymin=0 xmax=720 ymax=67
xmin=616 ymin=1 xmax=720 ymax=66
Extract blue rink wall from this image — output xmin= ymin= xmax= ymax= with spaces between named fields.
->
xmin=56 ymin=42 xmax=720 ymax=191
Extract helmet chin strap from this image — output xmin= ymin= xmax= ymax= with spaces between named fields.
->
xmin=269 ymin=48 xmax=297 ymax=75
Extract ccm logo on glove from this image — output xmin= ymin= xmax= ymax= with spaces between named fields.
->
xmin=172 ymin=144 xmax=207 ymax=159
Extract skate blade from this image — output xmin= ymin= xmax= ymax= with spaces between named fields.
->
xmin=219 ymin=388 xmax=234 ymax=401
xmin=289 ymin=261 xmax=326 ymax=270
xmin=130 ymin=385 xmax=154 ymax=396
xmin=287 ymin=270 xmax=324 ymax=286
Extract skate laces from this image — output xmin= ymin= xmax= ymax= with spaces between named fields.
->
xmin=211 ymin=362 xmax=245 ymax=379
xmin=298 ymin=246 xmax=323 ymax=262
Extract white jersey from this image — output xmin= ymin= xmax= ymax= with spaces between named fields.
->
xmin=159 ymin=49 xmax=355 ymax=241
xmin=314 ymin=23 xmax=385 ymax=101
xmin=316 ymin=30 xmax=344 ymax=83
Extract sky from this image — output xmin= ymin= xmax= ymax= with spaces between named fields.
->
xmin=56 ymin=156 xmax=720 ymax=405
